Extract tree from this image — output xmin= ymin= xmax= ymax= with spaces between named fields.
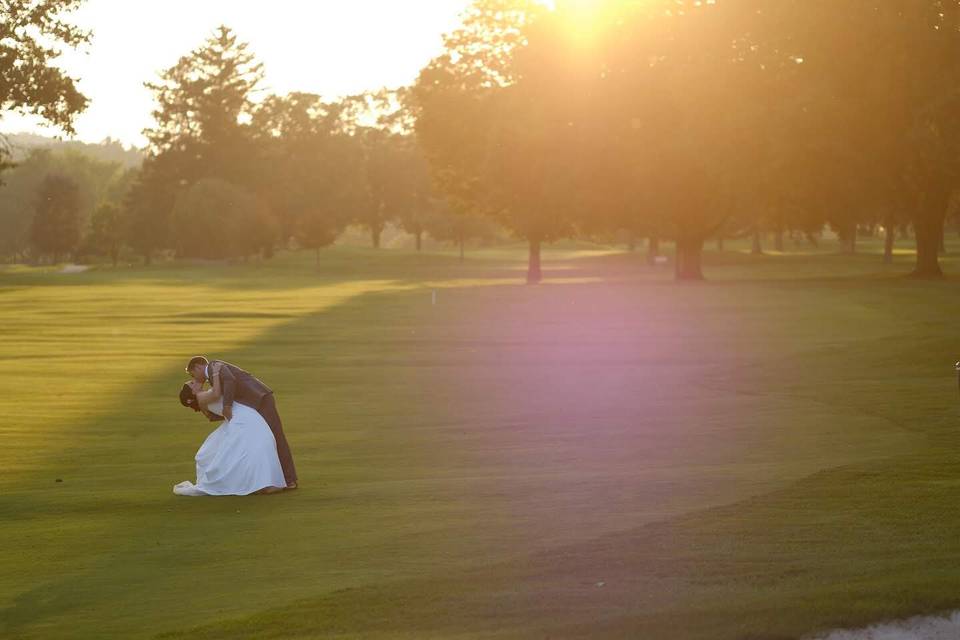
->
xmin=587 ymin=0 xmax=806 ymax=280
xmin=415 ymin=0 xmax=550 ymax=282
xmin=298 ymin=208 xmax=341 ymax=266
xmin=371 ymin=133 xmax=431 ymax=252
xmin=416 ymin=0 xmax=802 ymax=282
xmin=251 ymin=92 xmax=363 ymax=259
xmin=0 ymin=149 xmax=59 ymax=260
xmin=769 ymin=1 xmax=960 ymax=277
xmin=338 ymin=88 xmax=451 ymax=252
xmin=0 ymin=145 xmax=125 ymax=261
xmin=131 ymin=27 xmax=267 ymax=265
xmin=0 ymin=136 xmax=13 ymax=182
xmin=355 ymin=134 xmax=388 ymax=249
xmin=313 ymin=94 xmax=431 ymax=252
xmin=31 ymin=173 xmax=81 ymax=263
xmin=143 ymin=25 xmax=265 ymax=188
xmin=423 ymin=196 xmax=500 ymax=261
xmin=170 ymin=178 xmax=272 ymax=260
xmin=124 ymin=162 xmax=173 ymax=266
xmin=101 ymin=166 xmax=139 ymax=208
xmin=481 ymin=82 xmax=580 ymax=282
xmin=401 ymin=186 xmax=440 ymax=253
xmin=286 ymin=128 xmax=361 ymax=264
xmin=0 ymin=0 xmax=90 ymax=176
xmin=87 ymin=203 xmax=123 ymax=267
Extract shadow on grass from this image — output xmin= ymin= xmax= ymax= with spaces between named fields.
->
xmin=1 ymin=282 xmax=510 ymax=638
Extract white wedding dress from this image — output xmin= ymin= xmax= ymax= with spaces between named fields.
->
xmin=173 ymin=399 xmax=286 ymax=496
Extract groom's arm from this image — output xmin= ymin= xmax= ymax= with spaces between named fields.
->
xmin=201 ymin=408 xmax=223 ymax=422
xmin=218 ymin=364 xmax=237 ymax=419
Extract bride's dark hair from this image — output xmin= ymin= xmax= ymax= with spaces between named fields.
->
xmin=179 ymin=383 xmax=199 ymax=411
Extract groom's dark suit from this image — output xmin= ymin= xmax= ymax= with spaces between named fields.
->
xmin=209 ymin=360 xmax=298 ymax=485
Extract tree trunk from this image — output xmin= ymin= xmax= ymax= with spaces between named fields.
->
xmin=751 ymin=227 xmax=763 ymax=255
xmin=883 ymin=221 xmax=895 ymax=265
xmin=716 ymin=235 xmax=724 ymax=252
xmin=527 ymin=237 xmax=542 ymax=284
xmin=774 ymin=225 xmax=784 ymax=252
xmin=939 ymin=223 xmax=947 ymax=255
xmin=806 ymin=231 xmax=819 ymax=248
xmin=415 ymin=231 xmax=422 ymax=252
xmin=912 ymin=214 xmax=944 ymax=278
xmin=646 ymin=236 xmax=660 ymax=265
xmin=675 ymin=235 xmax=705 ymax=281
xmin=837 ymin=226 xmax=856 ymax=255
xmin=371 ymin=226 xmax=382 ymax=249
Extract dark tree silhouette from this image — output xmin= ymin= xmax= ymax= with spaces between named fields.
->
xmin=0 ymin=0 xmax=89 ymax=132
xmin=31 ymin=173 xmax=81 ymax=263
xmin=144 ymin=25 xmax=265 ymax=188
xmin=0 ymin=0 xmax=90 ymax=178
xmin=87 ymin=203 xmax=123 ymax=267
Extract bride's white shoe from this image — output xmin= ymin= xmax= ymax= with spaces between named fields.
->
xmin=173 ymin=481 xmax=204 ymax=496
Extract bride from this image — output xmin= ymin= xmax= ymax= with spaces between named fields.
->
xmin=174 ymin=363 xmax=286 ymax=496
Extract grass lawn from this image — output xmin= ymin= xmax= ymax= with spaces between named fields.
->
xmin=3 ymin=237 xmax=960 ymax=639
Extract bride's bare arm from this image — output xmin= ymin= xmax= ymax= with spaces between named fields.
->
xmin=194 ymin=364 xmax=223 ymax=407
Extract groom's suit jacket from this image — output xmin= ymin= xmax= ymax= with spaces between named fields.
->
xmin=209 ymin=360 xmax=273 ymax=412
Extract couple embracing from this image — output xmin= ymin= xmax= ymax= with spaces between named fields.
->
xmin=175 ymin=356 xmax=298 ymax=496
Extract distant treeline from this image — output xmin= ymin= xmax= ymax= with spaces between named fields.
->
xmin=0 ymin=25 xmax=499 ymax=268
xmin=7 ymin=1 xmax=960 ymax=282
xmin=5 ymin=134 xmax=143 ymax=167
xmin=0 ymin=129 xmax=499 ymax=267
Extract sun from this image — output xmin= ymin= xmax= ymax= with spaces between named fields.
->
xmin=543 ymin=0 xmax=619 ymax=50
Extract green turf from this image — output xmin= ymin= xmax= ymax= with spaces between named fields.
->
xmin=4 ymin=237 xmax=960 ymax=639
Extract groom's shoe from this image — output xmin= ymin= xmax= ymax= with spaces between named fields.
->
xmin=286 ymin=482 xmax=298 ymax=490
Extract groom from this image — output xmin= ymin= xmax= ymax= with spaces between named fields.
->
xmin=186 ymin=356 xmax=298 ymax=489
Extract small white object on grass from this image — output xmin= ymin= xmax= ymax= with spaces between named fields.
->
xmin=654 ymin=256 xmax=669 ymax=266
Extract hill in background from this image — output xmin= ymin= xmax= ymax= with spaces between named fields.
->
xmin=3 ymin=132 xmax=143 ymax=168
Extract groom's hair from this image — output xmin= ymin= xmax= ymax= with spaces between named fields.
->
xmin=185 ymin=356 xmax=208 ymax=373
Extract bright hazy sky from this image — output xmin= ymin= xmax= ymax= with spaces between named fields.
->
xmin=0 ymin=0 xmax=473 ymax=147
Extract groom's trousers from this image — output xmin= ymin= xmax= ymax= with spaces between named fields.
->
xmin=258 ymin=394 xmax=298 ymax=485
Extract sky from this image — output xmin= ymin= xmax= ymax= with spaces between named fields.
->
xmin=0 ymin=0 xmax=473 ymax=147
